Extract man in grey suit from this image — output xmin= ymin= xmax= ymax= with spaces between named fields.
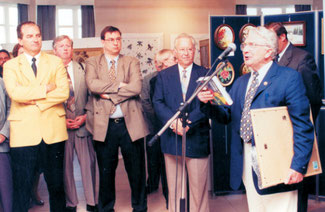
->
xmin=53 ymin=35 xmax=98 ymax=212
xmin=266 ymin=22 xmax=323 ymax=212
xmin=0 ymin=77 xmax=12 ymax=212
xmin=85 ymin=26 xmax=149 ymax=212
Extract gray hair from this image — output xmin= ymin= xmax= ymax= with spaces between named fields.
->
xmin=52 ymin=35 xmax=73 ymax=49
xmin=248 ymin=26 xmax=278 ymax=59
xmin=174 ymin=33 xmax=196 ymax=49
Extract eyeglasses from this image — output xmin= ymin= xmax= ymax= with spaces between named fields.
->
xmin=240 ymin=43 xmax=269 ymax=51
xmin=104 ymin=37 xmax=122 ymax=43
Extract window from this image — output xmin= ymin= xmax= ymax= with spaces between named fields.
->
xmin=56 ymin=6 xmax=81 ymax=39
xmin=247 ymin=5 xmax=295 ymax=16
xmin=0 ymin=3 xmax=18 ymax=44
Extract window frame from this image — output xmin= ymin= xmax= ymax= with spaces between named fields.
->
xmin=0 ymin=3 xmax=18 ymax=44
xmin=56 ymin=5 xmax=81 ymax=39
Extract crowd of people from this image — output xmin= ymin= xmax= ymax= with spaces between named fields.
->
xmin=0 ymin=20 xmax=322 ymax=212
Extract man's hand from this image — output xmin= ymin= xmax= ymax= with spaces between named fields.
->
xmin=100 ymin=94 xmax=110 ymax=99
xmin=46 ymin=83 xmax=57 ymax=93
xmin=74 ymin=114 xmax=86 ymax=127
xmin=22 ymin=100 xmax=36 ymax=105
xmin=66 ymin=119 xmax=79 ymax=129
xmin=284 ymin=169 xmax=304 ymax=184
xmin=198 ymin=89 xmax=214 ymax=103
xmin=0 ymin=134 xmax=6 ymax=144
xmin=171 ymin=118 xmax=190 ymax=136
xmin=119 ymin=82 xmax=127 ymax=88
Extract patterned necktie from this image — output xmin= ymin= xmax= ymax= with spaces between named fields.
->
xmin=181 ymin=69 xmax=188 ymax=101
xmin=31 ymin=57 xmax=37 ymax=76
xmin=66 ymin=67 xmax=75 ymax=113
xmin=108 ymin=60 xmax=116 ymax=114
xmin=240 ymin=71 xmax=259 ymax=143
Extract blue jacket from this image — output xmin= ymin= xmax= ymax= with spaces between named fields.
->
xmin=201 ymin=62 xmax=314 ymax=194
xmin=153 ymin=63 xmax=210 ymax=158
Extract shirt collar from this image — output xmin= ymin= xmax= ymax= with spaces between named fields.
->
xmin=178 ymin=63 xmax=193 ymax=72
xmin=105 ymin=55 xmax=119 ymax=65
xmin=24 ymin=52 xmax=41 ymax=64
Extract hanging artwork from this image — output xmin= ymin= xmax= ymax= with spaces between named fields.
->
xmin=239 ymin=63 xmax=251 ymax=76
xmin=239 ymin=23 xmax=255 ymax=43
xmin=214 ymin=24 xmax=235 ymax=50
xmin=216 ymin=61 xmax=235 ymax=86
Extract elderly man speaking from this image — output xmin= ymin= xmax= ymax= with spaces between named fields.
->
xmin=198 ymin=26 xmax=314 ymax=212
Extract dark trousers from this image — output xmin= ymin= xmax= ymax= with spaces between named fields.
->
xmin=145 ymin=135 xmax=168 ymax=206
xmin=298 ymin=176 xmax=315 ymax=212
xmin=10 ymin=140 xmax=66 ymax=212
xmin=0 ymin=153 xmax=13 ymax=212
xmin=95 ymin=118 xmax=147 ymax=212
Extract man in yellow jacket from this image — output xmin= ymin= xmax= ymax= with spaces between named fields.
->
xmin=3 ymin=21 xmax=69 ymax=212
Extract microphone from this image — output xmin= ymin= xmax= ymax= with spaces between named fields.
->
xmin=217 ymin=43 xmax=236 ymax=60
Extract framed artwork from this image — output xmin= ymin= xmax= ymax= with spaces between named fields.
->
xmin=239 ymin=63 xmax=251 ymax=76
xmin=214 ymin=24 xmax=235 ymax=50
xmin=216 ymin=61 xmax=235 ymax=86
xmin=239 ymin=23 xmax=255 ymax=43
xmin=282 ymin=21 xmax=306 ymax=46
xmin=199 ymin=39 xmax=210 ymax=69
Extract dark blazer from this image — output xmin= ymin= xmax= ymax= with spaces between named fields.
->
xmin=153 ymin=63 xmax=210 ymax=158
xmin=278 ymin=43 xmax=323 ymax=121
xmin=201 ymin=62 xmax=314 ymax=195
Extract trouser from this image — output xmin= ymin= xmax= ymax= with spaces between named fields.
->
xmin=10 ymin=140 xmax=66 ymax=212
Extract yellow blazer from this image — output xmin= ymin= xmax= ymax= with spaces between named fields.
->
xmin=3 ymin=52 xmax=69 ymax=147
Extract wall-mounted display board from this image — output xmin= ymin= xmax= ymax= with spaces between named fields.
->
xmin=209 ymin=15 xmax=260 ymax=194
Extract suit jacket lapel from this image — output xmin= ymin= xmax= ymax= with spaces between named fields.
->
xmin=170 ymin=65 xmax=183 ymax=102
xmin=98 ymin=54 xmax=109 ymax=80
xmin=72 ymin=61 xmax=81 ymax=101
xmin=278 ymin=44 xmax=293 ymax=67
xmin=186 ymin=64 xmax=199 ymax=100
xmin=253 ymin=62 xmax=277 ymax=100
xmin=18 ymin=54 xmax=36 ymax=81
xmin=116 ymin=54 xmax=124 ymax=82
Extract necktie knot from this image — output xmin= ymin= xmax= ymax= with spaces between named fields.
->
xmin=182 ymin=69 xmax=187 ymax=79
xmin=32 ymin=57 xmax=36 ymax=63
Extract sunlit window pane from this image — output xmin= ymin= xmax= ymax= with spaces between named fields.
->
xmin=78 ymin=9 xmax=81 ymax=26
xmin=286 ymin=8 xmax=295 ymax=13
xmin=58 ymin=9 xmax=73 ymax=26
xmin=247 ymin=8 xmax=257 ymax=16
xmin=261 ymin=8 xmax=282 ymax=15
xmin=9 ymin=7 xmax=18 ymax=25
xmin=0 ymin=26 xmax=5 ymax=44
xmin=58 ymin=27 xmax=74 ymax=38
xmin=9 ymin=26 xmax=17 ymax=43
xmin=0 ymin=7 xmax=4 ymax=24
xmin=78 ymin=27 xmax=82 ymax=39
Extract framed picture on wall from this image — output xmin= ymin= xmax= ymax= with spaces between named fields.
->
xmin=239 ymin=23 xmax=255 ymax=43
xmin=214 ymin=24 xmax=235 ymax=50
xmin=282 ymin=21 xmax=306 ymax=46
xmin=216 ymin=61 xmax=235 ymax=86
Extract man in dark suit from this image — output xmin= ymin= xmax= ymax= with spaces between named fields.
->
xmin=53 ymin=35 xmax=99 ymax=212
xmin=0 ymin=49 xmax=10 ymax=77
xmin=265 ymin=22 xmax=322 ymax=121
xmin=198 ymin=26 xmax=314 ymax=211
xmin=266 ymin=22 xmax=323 ymax=212
xmin=141 ymin=49 xmax=176 ymax=206
xmin=85 ymin=26 xmax=149 ymax=212
xmin=153 ymin=33 xmax=210 ymax=212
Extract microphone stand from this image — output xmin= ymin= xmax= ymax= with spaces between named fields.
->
xmin=148 ymin=60 xmax=229 ymax=212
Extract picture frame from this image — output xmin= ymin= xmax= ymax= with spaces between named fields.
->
xmin=214 ymin=24 xmax=235 ymax=50
xmin=282 ymin=21 xmax=306 ymax=46
xmin=199 ymin=39 xmax=210 ymax=69
xmin=239 ymin=23 xmax=255 ymax=43
xmin=239 ymin=63 xmax=251 ymax=76
xmin=216 ymin=61 xmax=235 ymax=86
